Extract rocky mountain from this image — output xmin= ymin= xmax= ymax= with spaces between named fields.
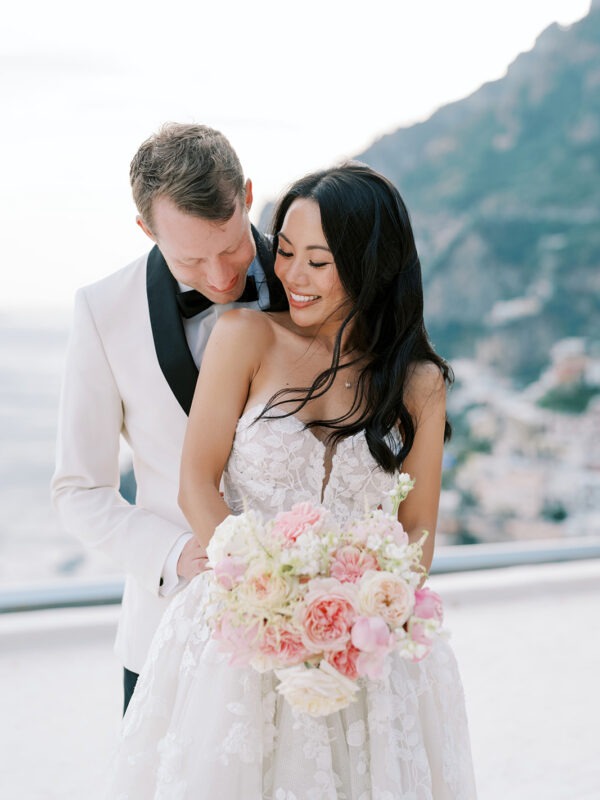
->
xmin=352 ymin=4 xmax=600 ymax=386
xmin=259 ymin=8 xmax=600 ymax=545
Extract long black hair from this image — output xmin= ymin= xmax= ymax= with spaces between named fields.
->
xmin=262 ymin=162 xmax=453 ymax=473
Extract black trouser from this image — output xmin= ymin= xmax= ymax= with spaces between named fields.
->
xmin=123 ymin=667 xmax=139 ymax=715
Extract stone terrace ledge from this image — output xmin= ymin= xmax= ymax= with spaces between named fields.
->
xmin=1 ymin=559 xmax=599 ymax=800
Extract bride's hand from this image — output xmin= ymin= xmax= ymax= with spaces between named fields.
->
xmin=177 ymin=538 xmax=209 ymax=580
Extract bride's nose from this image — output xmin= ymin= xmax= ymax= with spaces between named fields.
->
xmin=282 ymin=256 xmax=308 ymax=285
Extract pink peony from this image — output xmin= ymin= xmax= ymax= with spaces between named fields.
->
xmin=413 ymin=588 xmax=444 ymax=624
xmin=351 ymin=615 xmax=392 ymax=653
xmin=406 ymin=620 xmax=434 ymax=661
xmin=297 ymin=579 xmax=357 ymax=653
xmin=330 ymin=545 xmax=379 ymax=583
xmin=409 ymin=621 xmax=432 ymax=647
xmin=325 ymin=642 xmax=361 ymax=680
xmin=351 ymin=616 xmax=393 ymax=680
xmin=273 ymin=502 xmax=326 ymax=544
xmin=212 ymin=613 xmax=260 ymax=667
xmin=355 ymin=649 xmax=390 ymax=680
xmin=213 ymin=556 xmax=247 ymax=590
xmin=258 ymin=625 xmax=312 ymax=666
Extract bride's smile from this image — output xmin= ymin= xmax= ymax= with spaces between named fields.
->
xmin=275 ymin=198 xmax=351 ymax=338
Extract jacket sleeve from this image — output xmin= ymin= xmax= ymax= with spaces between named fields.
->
xmin=50 ymin=288 xmax=189 ymax=595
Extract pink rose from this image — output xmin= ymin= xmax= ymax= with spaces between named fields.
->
xmin=273 ymin=502 xmax=326 ymax=544
xmin=258 ymin=625 xmax=312 ymax=666
xmin=213 ymin=556 xmax=247 ymax=590
xmin=413 ymin=588 xmax=444 ymax=624
xmin=297 ymin=579 xmax=358 ymax=653
xmin=330 ymin=545 xmax=379 ymax=583
xmin=325 ymin=643 xmax=361 ymax=680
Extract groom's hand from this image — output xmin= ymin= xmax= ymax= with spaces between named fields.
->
xmin=177 ymin=538 xmax=209 ymax=581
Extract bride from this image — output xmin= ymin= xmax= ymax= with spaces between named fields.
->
xmin=106 ymin=163 xmax=477 ymax=798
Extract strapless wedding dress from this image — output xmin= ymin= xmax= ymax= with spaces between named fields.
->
xmin=106 ymin=406 xmax=477 ymax=799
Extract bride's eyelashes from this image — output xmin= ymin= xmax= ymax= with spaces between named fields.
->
xmin=277 ymin=247 xmax=330 ymax=269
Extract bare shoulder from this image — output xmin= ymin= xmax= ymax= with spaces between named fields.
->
xmin=212 ymin=307 xmax=277 ymax=345
xmin=208 ymin=309 xmax=292 ymax=377
xmin=404 ymin=361 xmax=447 ymax=416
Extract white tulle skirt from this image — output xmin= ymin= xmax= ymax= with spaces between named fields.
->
xmin=106 ymin=573 xmax=477 ymax=799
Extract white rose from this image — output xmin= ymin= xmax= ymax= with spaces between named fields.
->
xmin=275 ymin=661 xmax=359 ymax=717
xmin=207 ymin=511 xmax=260 ymax=565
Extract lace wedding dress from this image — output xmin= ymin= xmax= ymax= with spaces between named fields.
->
xmin=107 ymin=406 xmax=477 ymax=799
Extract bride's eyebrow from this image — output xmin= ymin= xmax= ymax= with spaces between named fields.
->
xmin=278 ymin=231 xmax=331 ymax=253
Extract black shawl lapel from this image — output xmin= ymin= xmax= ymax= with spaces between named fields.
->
xmin=146 ymin=245 xmax=198 ymax=415
xmin=252 ymin=226 xmax=288 ymax=311
xmin=146 ymin=230 xmax=287 ymax=415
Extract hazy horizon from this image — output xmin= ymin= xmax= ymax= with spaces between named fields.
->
xmin=1 ymin=0 xmax=591 ymax=310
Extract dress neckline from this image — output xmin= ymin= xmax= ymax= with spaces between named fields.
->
xmin=237 ymin=403 xmax=366 ymax=447
xmin=236 ymin=403 xmax=365 ymax=502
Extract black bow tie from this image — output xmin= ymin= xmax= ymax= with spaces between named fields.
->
xmin=176 ymin=275 xmax=259 ymax=319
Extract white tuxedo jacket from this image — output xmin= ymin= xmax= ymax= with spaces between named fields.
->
xmin=52 ymin=233 xmax=284 ymax=673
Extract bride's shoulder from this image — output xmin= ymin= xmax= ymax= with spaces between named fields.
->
xmin=211 ymin=309 xmax=289 ymax=358
xmin=404 ymin=361 xmax=447 ymax=416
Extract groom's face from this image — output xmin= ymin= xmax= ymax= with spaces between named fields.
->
xmin=138 ymin=181 xmax=256 ymax=303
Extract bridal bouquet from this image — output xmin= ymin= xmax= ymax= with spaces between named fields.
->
xmin=205 ymin=474 xmax=444 ymax=717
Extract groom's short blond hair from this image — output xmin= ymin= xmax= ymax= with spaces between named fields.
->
xmin=130 ymin=122 xmax=246 ymax=232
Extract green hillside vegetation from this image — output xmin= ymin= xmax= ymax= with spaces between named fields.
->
xmin=358 ymin=4 xmax=600 ymax=386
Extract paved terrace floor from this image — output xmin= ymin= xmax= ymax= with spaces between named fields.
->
xmin=1 ymin=559 xmax=599 ymax=800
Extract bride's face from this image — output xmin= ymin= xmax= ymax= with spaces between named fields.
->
xmin=275 ymin=198 xmax=351 ymax=332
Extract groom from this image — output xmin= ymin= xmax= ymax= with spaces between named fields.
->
xmin=51 ymin=123 xmax=286 ymax=711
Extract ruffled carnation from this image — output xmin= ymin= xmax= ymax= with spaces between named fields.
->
xmin=273 ymin=502 xmax=327 ymax=544
xmin=330 ymin=545 xmax=379 ymax=583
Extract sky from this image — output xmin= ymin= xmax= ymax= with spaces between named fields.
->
xmin=0 ymin=0 xmax=592 ymax=309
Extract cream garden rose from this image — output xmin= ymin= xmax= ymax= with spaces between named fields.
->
xmin=358 ymin=570 xmax=414 ymax=628
xmin=238 ymin=565 xmax=295 ymax=611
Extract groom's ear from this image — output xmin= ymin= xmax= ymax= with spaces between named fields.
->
xmin=244 ymin=179 xmax=253 ymax=212
xmin=136 ymin=215 xmax=156 ymax=242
